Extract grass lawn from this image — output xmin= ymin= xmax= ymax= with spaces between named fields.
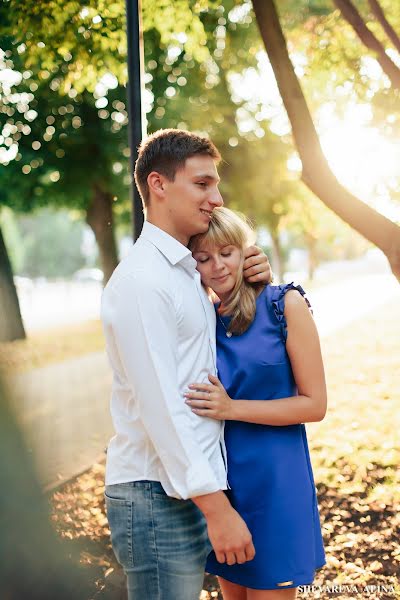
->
xmin=47 ymin=297 xmax=400 ymax=599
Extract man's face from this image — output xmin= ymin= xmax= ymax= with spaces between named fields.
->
xmin=162 ymin=155 xmax=223 ymax=245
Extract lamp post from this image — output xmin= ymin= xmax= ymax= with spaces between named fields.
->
xmin=125 ymin=0 xmax=146 ymax=240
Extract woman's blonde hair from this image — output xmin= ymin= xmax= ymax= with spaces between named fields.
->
xmin=190 ymin=207 xmax=264 ymax=335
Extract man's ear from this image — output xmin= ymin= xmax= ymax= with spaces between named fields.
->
xmin=147 ymin=171 xmax=165 ymax=199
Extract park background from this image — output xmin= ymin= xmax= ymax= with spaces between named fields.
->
xmin=0 ymin=0 xmax=399 ymax=598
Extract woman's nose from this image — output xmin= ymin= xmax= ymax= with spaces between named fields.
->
xmin=213 ymin=256 xmax=224 ymax=270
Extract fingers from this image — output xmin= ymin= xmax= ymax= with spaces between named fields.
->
xmin=244 ymin=260 xmax=273 ymax=284
xmin=245 ymin=541 xmax=256 ymax=561
xmin=243 ymin=244 xmax=261 ymax=259
xmin=235 ymin=549 xmax=248 ymax=565
xmin=185 ymin=391 xmax=212 ymax=401
xmin=247 ymin=270 xmax=270 ymax=283
xmin=243 ymin=260 xmax=268 ymax=277
xmin=185 ymin=395 xmax=214 ymax=417
xmin=188 ymin=375 xmax=221 ymax=390
xmin=188 ymin=382 xmax=215 ymax=392
xmin=214 ymin=547 xmax=255 ymax=565
xmin=185 ymin=398 xmax=222 ymax=419
xmin=190 ymin=408 xmax=211 ymax=416
xmin=243 ymin=247 xmax=273 ymax=285
xmin=185 ymin=397 xmax=211 ymax=407
xmin=243 ymin=251 xmax=268 ymax=271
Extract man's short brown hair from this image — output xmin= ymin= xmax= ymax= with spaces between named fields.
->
xmin=134 ymin=129 xmax=221 ymax=206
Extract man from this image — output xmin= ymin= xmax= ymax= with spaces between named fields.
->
xmin=101 ymin=129 xmax=272 ymax=599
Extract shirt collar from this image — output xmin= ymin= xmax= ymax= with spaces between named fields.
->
xmin=140 ymin=221 xmax=197 ymax=272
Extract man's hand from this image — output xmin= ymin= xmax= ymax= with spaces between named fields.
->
xmin=243 ymin=245 xmax=273 ymax=284
xmin=192 ymin=491 xmax=255 ymax=565
xmin=207 ymin=506 xmax=255 ymax=565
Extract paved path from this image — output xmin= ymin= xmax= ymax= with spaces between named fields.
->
xmin=9 ymin=352 xmax=112 ymax=489
xmin=308 ymin=273 xmax=400 ymax=337
xmin=7 ymin=273 xmax=400 ymax=489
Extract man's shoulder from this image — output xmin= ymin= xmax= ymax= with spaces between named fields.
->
xmin=105 ymin=239 xmax=172 ymax=294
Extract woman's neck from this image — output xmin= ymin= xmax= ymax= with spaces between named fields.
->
xmin=218 ymin=293 xmax=230 ymax=305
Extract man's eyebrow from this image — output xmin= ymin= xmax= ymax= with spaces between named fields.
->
xmin=193 ymin=173 xmax=221 ymax=183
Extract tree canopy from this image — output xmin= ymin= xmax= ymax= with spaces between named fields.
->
xmin=1 ymin=0 xmax=399 ymax=292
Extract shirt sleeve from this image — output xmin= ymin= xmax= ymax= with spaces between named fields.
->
xmin=102 ymin=270 xmax=221 ymax=500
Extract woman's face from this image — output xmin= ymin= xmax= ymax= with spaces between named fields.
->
xmin=192 ymin=243 xmax=242 ymax=300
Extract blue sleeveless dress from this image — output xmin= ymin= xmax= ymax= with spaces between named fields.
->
xmin=206 ymin=283 xmax=325 ymax=590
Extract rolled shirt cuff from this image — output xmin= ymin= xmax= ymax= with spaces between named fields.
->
xmin=158 ymin=452 xmax=225 ymax=500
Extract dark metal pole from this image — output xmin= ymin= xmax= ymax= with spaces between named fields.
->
xmin=126 ymin=0 xmax=146 ymax=240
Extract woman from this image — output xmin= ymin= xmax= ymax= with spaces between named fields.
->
xmin=186 ymin=207 xmax=327 ymax=600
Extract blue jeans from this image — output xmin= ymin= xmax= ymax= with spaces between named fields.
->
xmin=105 ymin=480 xmax=211 ymax=600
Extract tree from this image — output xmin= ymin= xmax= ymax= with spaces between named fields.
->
xmin=251 ymin=0 xmax=400 ymax=280
xmin=5 ymin=0 xmax=399 ymax=291
xmin=0 ymin=50 xmax=124 ymax=283
xmin=15 ymin=209 xmax=87 ymax=278
xmin=333 ymin=0 xmax=400 ymax=90
xmin=368 ymin=0 xmax=400 ymax=54
xmin=0 ymin=0 xmax=131 ymax=285
xmin=1 ymin=0 xmax=295 ymax=287
xmin=0 ymin=225 xmax=25 ymax=341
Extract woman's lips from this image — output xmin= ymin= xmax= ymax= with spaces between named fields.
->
xmin=213 ymin=274 xmax=229 ymax=282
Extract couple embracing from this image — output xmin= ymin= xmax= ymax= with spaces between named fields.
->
xmin=101 ymin=129 xmax=327 ymax=600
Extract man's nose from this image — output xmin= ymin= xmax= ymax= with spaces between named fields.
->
xmin=210 ymin=187 xmax=223 ymax=207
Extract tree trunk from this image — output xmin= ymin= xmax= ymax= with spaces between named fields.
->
xmin=270 ymin=230 xmax=284 ymax=282
xmin=333 ymin=0 xmax=400 ymax=89
xmin=0 ymin=225 xmax=26 ymax=342
xmin=251 ymin=0 xmax=400 ymax=281
xmin=368 ymin=0 xmax=400 ymax=55
xmin=86 ymin=185 xmax=119 ymax=285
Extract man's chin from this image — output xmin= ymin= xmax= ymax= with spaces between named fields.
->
xmin=192 ymin=221 xmax=210 ymax=235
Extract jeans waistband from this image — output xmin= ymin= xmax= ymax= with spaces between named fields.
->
xmin=106 ymin=479 xmax=166 ymax=494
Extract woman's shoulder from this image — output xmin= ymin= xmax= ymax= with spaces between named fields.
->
xmin=264 ymin=282 xmax=308 ymax=305
xmin=263 ymin=283 xmax=311 ymax=340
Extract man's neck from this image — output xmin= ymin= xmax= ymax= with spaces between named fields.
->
xmin=146 ymin=216 xmax=189 ymax=247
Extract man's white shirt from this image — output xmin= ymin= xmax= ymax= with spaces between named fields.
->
xmin=101 ymin=221 xmax=228 ymax=499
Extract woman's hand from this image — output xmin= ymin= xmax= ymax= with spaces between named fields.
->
xmin=184 ymin=374 xmax=234 ymax=420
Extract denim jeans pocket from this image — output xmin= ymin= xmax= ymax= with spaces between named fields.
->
xmin=105 ymin=493 xmax=134 ymax=570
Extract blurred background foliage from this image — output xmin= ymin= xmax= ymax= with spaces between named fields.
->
xmin=1 ymin=0 xmax=399 ymax=338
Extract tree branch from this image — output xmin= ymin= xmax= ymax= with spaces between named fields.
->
xmin=368 ymin=0 xmax=400 ymax=55
xmin=334 ymin=0 xmax=400 ymax=89
xmin=251 ymin=0 xmax=400 ymax=280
